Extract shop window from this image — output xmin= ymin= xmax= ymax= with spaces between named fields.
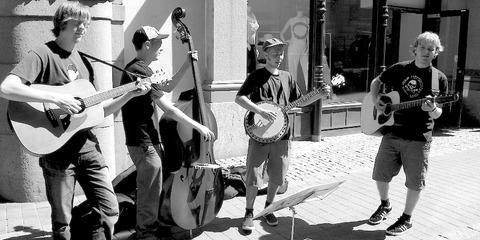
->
xmin=247 ymin=0 xmax=373 ymax=103
xmin=325 ymin=0 xmax=373 ymax=103
xmin=247 ymin=0 xmax=311 ymax=93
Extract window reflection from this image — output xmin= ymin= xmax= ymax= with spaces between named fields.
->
xmin=248 ymin=0 xmax=374 ymax=103
xmin=249 ymin=0 xmax=310 ymax=93
xmin=326 ymin=0 xmax=372 ymax=103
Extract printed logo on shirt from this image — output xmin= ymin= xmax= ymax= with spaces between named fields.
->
xmin=67 ymin=64 xmax=79 ymax=81
xmin=401 ymin=75 xmax=423 ymax=98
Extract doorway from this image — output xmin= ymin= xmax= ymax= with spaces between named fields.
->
xmin=388 ymin=7 xmax=469 ymax=126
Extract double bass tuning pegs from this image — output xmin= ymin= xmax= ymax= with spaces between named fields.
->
xmin=172 ymin=7 xmax=186 ymax=20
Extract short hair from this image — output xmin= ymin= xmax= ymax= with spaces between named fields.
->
xmin=412 ymin=31 xmax=444 ymax=54
xmin=51 ymin=1 xmax=91 ymax=37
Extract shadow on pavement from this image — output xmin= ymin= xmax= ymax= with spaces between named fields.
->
xmin=198 ymin=216 xmax=245 ymax=235
xmin=433 ymin=128 xmax=457 ymax=137
xmin=3 ymin=226 xmax=51 ymax=240
xmin=259 ymin=217 xmax=385 ymax=240
xmin=198 ymin=216 xmax=386 ymax=240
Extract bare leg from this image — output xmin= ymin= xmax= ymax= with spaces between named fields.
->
xmin=376 ymin=181 xmax=390 ymax=200
xmin=266 ymin=183 xmax=280 ymax=204
xmin=404 ymin=188 xmax=421 ymax=215
xmin=246 ymin=185 xmax=259 ymax=209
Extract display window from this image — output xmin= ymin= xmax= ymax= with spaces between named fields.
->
xmin=248 ymin=0 xmax=374 ymax=103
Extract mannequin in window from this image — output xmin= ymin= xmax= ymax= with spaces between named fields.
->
xmin=247 ymin=1 xmax=259 ymax=74
xmin=280 ymin=5 xmax=309 ymax=92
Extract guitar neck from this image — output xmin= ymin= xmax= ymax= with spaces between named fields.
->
xmin=284 ymin=88 xmax=322 ymax=112
xmin=390 ymin=95 xmax=455 ymax=111
xmin=82 ymin=81 xmax=138 ymax=107
xmin=391 ymin=98 xmax=425 ymax=111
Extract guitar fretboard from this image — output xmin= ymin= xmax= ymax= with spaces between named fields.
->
xmin=390 ymin=95 xmax=457 ymax=111
xmin=82 ymin=81 xmax=138 ymax=107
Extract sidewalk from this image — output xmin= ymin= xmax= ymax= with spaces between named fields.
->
xmin=1 ymin=128 xmax=480 ymax=240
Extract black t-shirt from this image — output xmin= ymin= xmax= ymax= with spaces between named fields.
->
xmin=120 ymin=59 xmax=163 ymax=146
xmin=10 ymin=41 xmax=97 ymax=156
xmin=237 ymin=67 xmax=302 ymax=139
xmin=379 ymin=61 xmax=448 ymax=141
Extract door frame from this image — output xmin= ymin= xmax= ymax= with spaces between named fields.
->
xmin=373 ymin=4 xmax=469 ymax=126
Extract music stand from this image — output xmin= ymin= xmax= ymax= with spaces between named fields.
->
xmin=254 ymin=180 xmax=345 ymax=240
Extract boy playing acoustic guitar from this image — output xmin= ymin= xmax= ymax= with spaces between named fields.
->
xmin=0 ymin=2 xmax=151 ymax=239
xmin=367 ymin=31 xmax=448 ymax=236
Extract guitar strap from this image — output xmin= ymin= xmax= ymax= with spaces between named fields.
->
xmin=431 ymin=67 xmax=439 ymax=96
xmin=79 ymin=51 xmax=147 ymax=79
xmin=279 ymin=74 xmax=290 ymax=105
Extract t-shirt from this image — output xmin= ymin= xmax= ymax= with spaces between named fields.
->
xmin=10 ymin=41 xmax=97 ymax=156
xmin=120 ymin=58 xmax=163 ymax=146
xmin=237 ymin=67 xmax=302 ymax=139
xmin=379 ymin=61 xmax=448 ymax=141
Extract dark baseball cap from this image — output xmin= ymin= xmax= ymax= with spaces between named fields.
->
xmin=132 ymin=26 xmax=169 ymax=47
xmin=262 ymin=38 xmax=286 ymax=51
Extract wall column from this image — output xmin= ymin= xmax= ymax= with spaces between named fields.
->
xmin=204 ymin=0 xmax=249 ymax=158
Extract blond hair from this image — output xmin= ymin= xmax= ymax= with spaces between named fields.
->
xmin=51 ymin=1 xmax=91 ymax=37
xmin=411 ymin=31 xmax=444 ymax=54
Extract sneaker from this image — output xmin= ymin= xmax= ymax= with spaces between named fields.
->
xmin=368 ymin=205 xmax=392 ymax=225
xmin=242 ymin=213 xmax=255 ymax=231
xmin=263 ymin=213 xmax=278 ymax=226
xmin=386 ymin=217 xmax=412 ymax=236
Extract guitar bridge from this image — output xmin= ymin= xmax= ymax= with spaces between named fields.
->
xmin=44 ymin=103 xmax=59 ymax=128
xmin=43 ymin=103 xmax=71 ymax=130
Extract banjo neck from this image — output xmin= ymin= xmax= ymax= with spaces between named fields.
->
xmin=283 ymin=88 xmax=324 ymax=112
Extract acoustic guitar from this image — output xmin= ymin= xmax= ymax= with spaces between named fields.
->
xmin=244 ymin=87 xmax=329 ymax=143
xmin=7 ymin=72 xmax=167 ymax=156
xmin=361 ymin=91 xmax=459 ymax=135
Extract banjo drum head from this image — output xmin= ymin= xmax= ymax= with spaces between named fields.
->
xmin=246 ymin=102 xmax=288 ymax=143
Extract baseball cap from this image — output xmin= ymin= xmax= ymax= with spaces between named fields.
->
xmin=262 ymin=38 xmax=286 ymax=51
xmin=132 ymin=26 xmax=169 ymax=47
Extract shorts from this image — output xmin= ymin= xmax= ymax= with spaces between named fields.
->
xmin=372 ymin=133 xmax=431 ymax=191
xmin=245 ymin=139 xmax=290 ymax=187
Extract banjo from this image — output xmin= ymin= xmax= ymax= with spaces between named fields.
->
xmin=244 ymin=87 xmax=329 ymax=143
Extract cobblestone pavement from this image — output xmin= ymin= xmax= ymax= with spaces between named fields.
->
xmin=217 ymin=127 xmax=480 ymax=183
xmin=2 ymin=127 xmax=480 ymax=240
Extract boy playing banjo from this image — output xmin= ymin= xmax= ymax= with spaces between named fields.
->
xmin=236 ymin=38 xmax=329 ymax=232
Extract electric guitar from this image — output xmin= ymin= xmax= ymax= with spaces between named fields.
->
xmin=7 ymin=72 xmax=167 ymax=156
xmin=361 ymin=91 xmax=459 ymax=135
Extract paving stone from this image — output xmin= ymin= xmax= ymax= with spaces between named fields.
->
xmin=2 ymin=127 xmax=480 ymax=239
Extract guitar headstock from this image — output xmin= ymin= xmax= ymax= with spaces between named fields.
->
xmin=314 ymin=82 xmax=332 ymax=97
xmin=145 ymin=70 xmax=169 ymax=88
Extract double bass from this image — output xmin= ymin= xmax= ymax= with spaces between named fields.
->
xmin=158 ymin=7 xmax=224 ymax=230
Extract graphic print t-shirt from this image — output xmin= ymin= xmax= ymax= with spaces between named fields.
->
xmin=379 ymin=61 xmax=447 ymax=141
